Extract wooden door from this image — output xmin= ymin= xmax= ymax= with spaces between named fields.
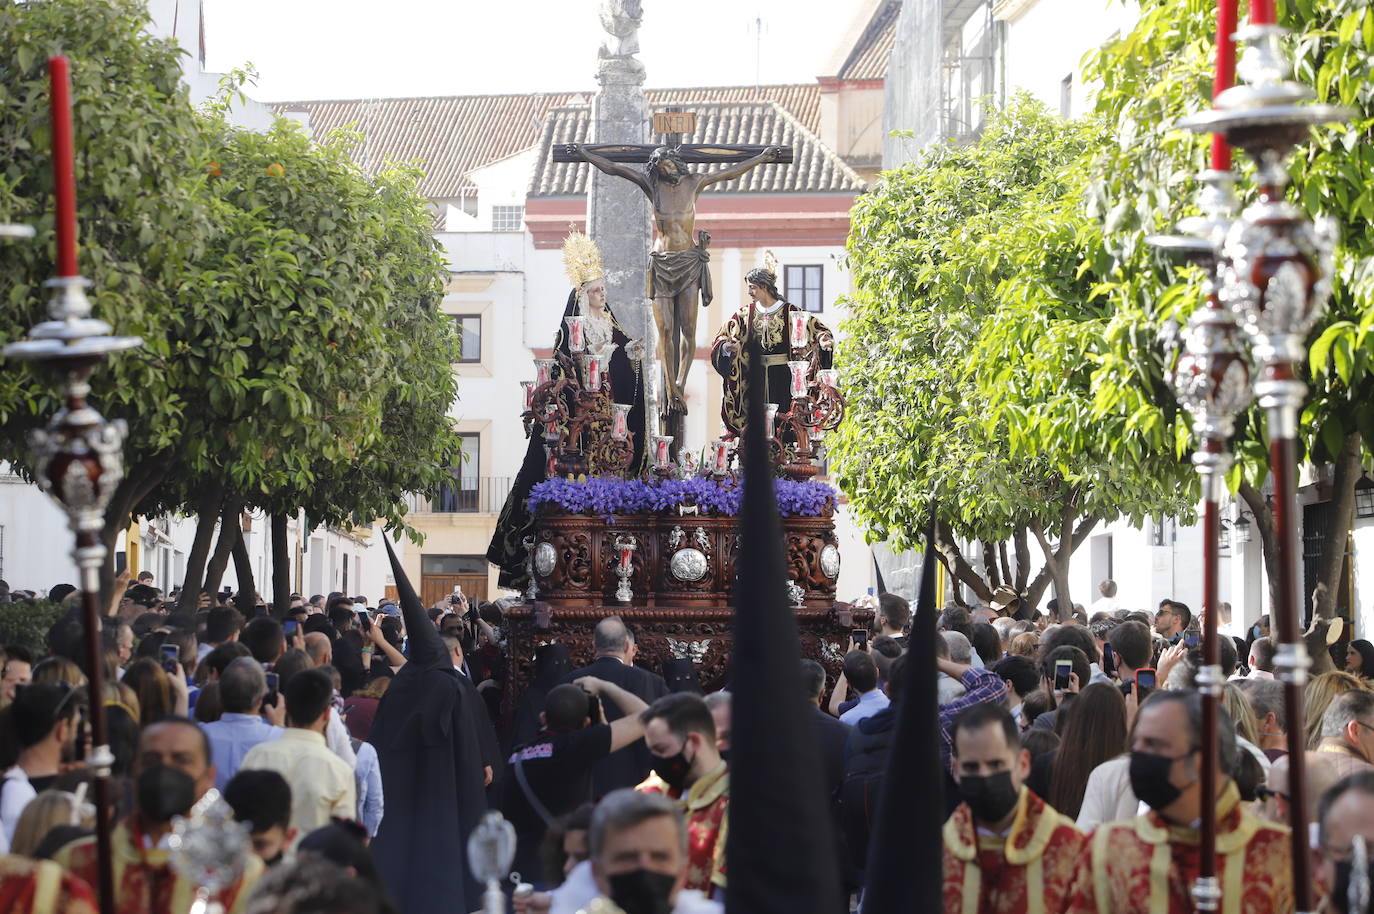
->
xmin=421 ymin=573 xmax=490 ymax=608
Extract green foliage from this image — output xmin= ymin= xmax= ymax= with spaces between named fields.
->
xmin=0 ymin=602 xmax=66 ymax=659
xmin=0 ymin=0 xmax=213 ymax=456
xmin=1085 ymin=0 xmax=1374 ymax=485
xmin=833 ymin=96 xmax=1195 ymax=560
xmin=0 ymin=0 xmax=460 ymax=576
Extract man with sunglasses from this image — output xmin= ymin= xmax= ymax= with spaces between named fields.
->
xmin=0 ymin=682 xmax=81 ymax=852
xmin=1318 ymin=691 xmax=1374 ymax=779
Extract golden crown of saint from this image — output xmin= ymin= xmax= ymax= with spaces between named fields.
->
xmin=562 ymin=231 xmax=604 ymax=289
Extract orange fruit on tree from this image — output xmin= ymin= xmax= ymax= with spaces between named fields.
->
xmin=207 ymin=161 xmax=222 ymax=177
xmin=265 ymin=163 xmax=285 ymax=177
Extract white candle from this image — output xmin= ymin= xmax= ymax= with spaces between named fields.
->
xmin=535 ymin=358 xmax=556 ymax=386
xmin=817 ymin=368 xmax=839 ymax=389
xmin=565 ymin=316 xmax=587 ymax=352
xmin=789 ymin=310 xmax=807 ymax=349
xmin=711 ymin=439 xmax=729 ymax=475
xmin=764 ymin=403 xmax=779 ymax=438
xmin=586 ymin=356 xmax=602 ymax=391
xmin=787 ymin=360 xmax=809 ymax=399
xmin=653 ymin=436 xmax=674 ymax=468
xmin=611 ymin=403 xmax=631 ymax=441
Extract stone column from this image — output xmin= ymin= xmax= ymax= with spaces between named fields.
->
xmin=589 ymin=44 xmax=656 ymax=434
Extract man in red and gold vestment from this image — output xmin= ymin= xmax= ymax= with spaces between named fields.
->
xmin=56 ymin=717 xmax=263 ymax=914
xmin=0 ymin=855 xmax=96 ymax=914
xmin=638 ymin=694 xmax=728 ymax=898
xmin=1066 ymin=691 xmax=1292 ymax=914
xmin=943 ymin=702 xmax=1086 ymax=913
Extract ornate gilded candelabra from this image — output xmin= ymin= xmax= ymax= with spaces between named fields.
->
xmin=1177 ymin=21 xmax=1350 ymax=914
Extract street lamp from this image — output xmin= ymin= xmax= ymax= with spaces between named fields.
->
xmin=1356 ymin=475 xmax=1374 ymax=520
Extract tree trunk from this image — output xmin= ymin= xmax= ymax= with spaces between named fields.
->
xmin=932 ymin=520 xmax=995 ymax=603
xmin=1239 ymin=480 xmax=1280 ymax=615
xmin=97 ymin=450 xmax=174 ymax=606
xmin=175 ymin=481 xmax=226 ymax=614
xmin=980 ymin=541 xmax=1001 ymax=588
xmin=202 ymin=498 xmax=243 ymax=601
xmin=1314 ymin=431 xmax=1362 ymax=619
xmin=271 ymin=513 xmax=291 ymax=616
xmin=1030 ymin=504 xmax=1100 ymax=621
xmin=998 ymin=541 xmax=1013 ymax=590
xmin=1013 ymin=528 xmax=1031 ymax=592
xmin=231 ymin=522 xmax=257 ymax=617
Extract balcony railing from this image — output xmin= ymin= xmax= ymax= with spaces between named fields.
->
xmin=407 ymin=476 xmax=513 ymax=516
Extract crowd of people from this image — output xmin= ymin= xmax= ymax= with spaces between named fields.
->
xmin=3 ymin=570 xmax=1374 ymax=913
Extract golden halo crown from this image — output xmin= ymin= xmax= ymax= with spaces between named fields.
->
xmin=562 ymin=231 xmax=605 ymax=290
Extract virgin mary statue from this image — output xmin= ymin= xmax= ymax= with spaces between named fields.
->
xmin=486 ymin=233 xmax=649 ymax=591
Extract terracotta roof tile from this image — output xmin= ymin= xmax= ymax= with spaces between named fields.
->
xmin=837 ymin=0 xmax=900 ymax=81
xmin=528 ymin=100 xmax=866 ymax=197
xmin=271 ymin=85 xmax=821 ymax=200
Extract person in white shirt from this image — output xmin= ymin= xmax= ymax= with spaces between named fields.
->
xmin=837 ymin=651 xmax=889 ymax=727
xmin=241 ymin=669 xmax=356 ymax=836
xmin=1089 ymin=579 xmax=1120 ymax=615
xmin=0 ymin=683 xmax=80 ymax=853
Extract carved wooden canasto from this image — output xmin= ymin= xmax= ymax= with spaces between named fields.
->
xmin=502 ymin=509 xmax=860 ymax=724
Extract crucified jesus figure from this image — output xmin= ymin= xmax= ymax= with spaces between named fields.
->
xmin=564 ymin=143 xmax=784 ymax=414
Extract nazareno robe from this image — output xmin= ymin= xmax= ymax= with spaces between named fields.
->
xmin=709 ymin=300 xmax=833 ymax=440
xmin=370 ymin=541 xmax=490 ymax=914
xmin=486 ymin=288 xmax=648 ymax=591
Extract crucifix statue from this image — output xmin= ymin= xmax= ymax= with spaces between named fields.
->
xmin=556 ymin=115 xmax=792 ymax=426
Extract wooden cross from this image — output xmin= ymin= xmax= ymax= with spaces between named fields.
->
xmin=551 ymin=106 xmax=795 ymax=164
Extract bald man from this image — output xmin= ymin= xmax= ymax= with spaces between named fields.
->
xmin=304 ymin=632 xmax=332 ymax=667
xmin=563 ymin=615 xmax=668 ymax=794
xmin=1261 ymin=751 xmax=1340 ymax=836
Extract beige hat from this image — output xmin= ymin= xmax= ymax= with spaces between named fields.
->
xmin=989 ymin=586 xmax=1020 ymax=611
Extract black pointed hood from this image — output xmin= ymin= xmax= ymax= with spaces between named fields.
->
xmin=384 ymin=536 xmax=446 ymax=670
xmin=725 ymin=336 xmax=841 ymax=914
xmin=861 ymin=521 xmax=942 ymax=910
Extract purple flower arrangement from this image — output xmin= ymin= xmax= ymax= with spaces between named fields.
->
xmin=528 ymin=475 xmax=836 ymax=518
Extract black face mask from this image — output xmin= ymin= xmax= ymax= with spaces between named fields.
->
xmin=1129 ymin=750 xmax=1192 ymax=813
xmin=652 ymin=744 xmax=693 ymax=793
xmin=136 ymin=764 xmax=197 ymax=823
xmin=607 ymin=868 xmax=676 ymax=914
xmin=957 ymin=770 xmax=1020 ymax=824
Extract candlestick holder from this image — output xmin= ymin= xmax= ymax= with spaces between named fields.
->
xmin=524 ymin=349 xmax=634 ymax=479
xmin=168 ymin=790 xmax=251 ymax=914
xmin=466 ymin=811 xmax=518 ymax=914
xmin=521 ymin=535 xmax=539 ymax=604
xmin=4 ymin=253 xmax=140 ymax=914
xmin=1149 ymin=168 xmax=1248 ymax=914
xmin=613 ymin=534 xmax=637 ymax=603
xmin=1178 ymin=23 xmax=1350 ymax=914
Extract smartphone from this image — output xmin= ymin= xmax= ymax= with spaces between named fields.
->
xmin=1184 ymin=632 xmax=1200 ymax=649
xmin=852 ymin=629 xmax=869 ymax=651
xmin=1054 ymin=659 xmax=1073 ymax=691
xmin=1102 ymin=642 xmax=1117 ymax=677
xmin=585 ymin=691 xmax=602 ymax=724
xmin=356 ymin=608 xmax=372 ymax=633
xmin=160 ymin=643 xmax=180 ymax=675
xmin=1135 ymin=668 xmax=1157 ymax=701
xmin=284 ymin=620 xmax=299 ymax=638
xmin=252 ymin=604 xmax=268 ymax=618
xmin=264 ymin=671 xmax=279 ymax=706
